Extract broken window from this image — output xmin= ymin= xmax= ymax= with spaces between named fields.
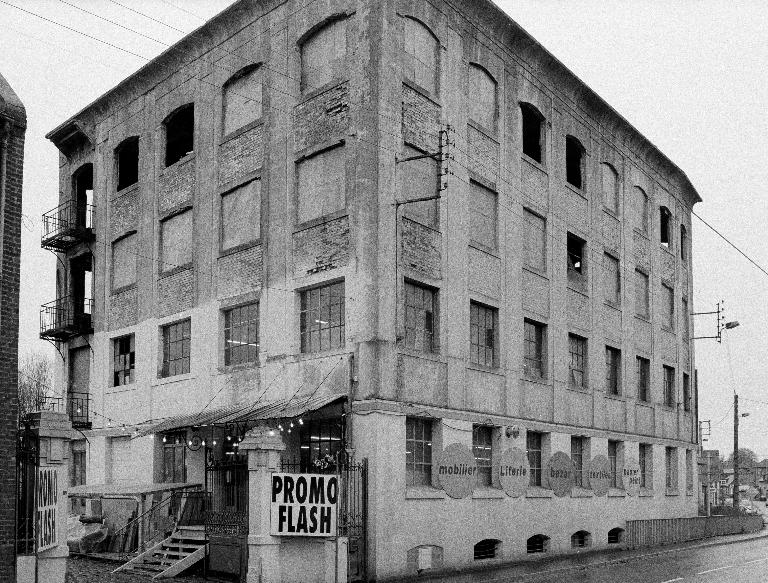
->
xmin=469 ymin=64 xmax=496 ymax=131
xmin=605 ymin=345 xmax=621 ymax=395
xmin=401 ymin=144 xmax=439 ymax=227
xmin=297 ymin=146 xmax=345 ymax=224
xmin=301 ymin=17 xmax=347 ymax=91
xmin=402 ymin=16 xmax=439 ymax=95
xmin=660 ymin=206 xmax=672 ymax=248
xmin=223 ymin=65 xmax=263 ymax=135
xmin=634 ymin=186 xmax=649 ymax=235
xmin=520 ymin=103 xmax=544 ymax=163
xmin=469 ymin=181 xmax=497 ymax=249
xmin=524 ymin=209 xmax=546 ymax=271
xmin=116 ymin=137 xmax=139 ymax=191
xmin=111 ymin=233 xmax=137 ymax=291
xmin=567 ymin=232 xmax=586 ymax=290
xmin=470 ymin=301 xmax=498 ymax=368
xmin=680 ymin=224 xmax=688 ymax=262
xmin=568 ymin=333 xmax=587 ymax=388
xmin=603 ymin=252 xmax=620 ymax=305
xmin=565 ymin=135 xmax=584 ymax=189
xmin=113 ymin=334 xmax=135 ymax=387
xmin=602 ymin=163 xmax=619 ymax=213
xmin=634 ymin=269 xmax=650 ymax=319
xmin=221 ymin=179 xmax=260 ymax=251
xmin=160 ymin=209 xmax=192 ymax=273
xmin=404 ymin=280 xmax=438 ymax=353
xmin=164 ymin=104 xmax=194 ymax=167
xmin=73 ymin=164 xmax=93 ymax=229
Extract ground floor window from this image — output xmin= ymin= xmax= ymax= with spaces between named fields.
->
xmin=162 ymin=432 xmax=187 ymax=483
xmin=406 ymin=417 xmax=433 ymax=487
xmin=473 ymin=539 xmax=501 ymax=560
xmin=571 ymin=530 xmax=591 ymax=548
xmin=608 ymin=527 xmax=624 ymax=544
xmin=299 ymin=419 xmax=343 ymax=472
xmin=527 ymin=534 xmax=549 ymax=554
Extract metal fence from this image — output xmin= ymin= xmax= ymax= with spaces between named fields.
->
xmin=625 ymin=515 xmax=763 ymax=549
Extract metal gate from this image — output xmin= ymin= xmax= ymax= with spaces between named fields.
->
xmin=338 ymin=457 xmax=367 ymax=582
xmin=205 ymin=457 xmax=248 ymax=579
xmin=16 ymin=426 xmax=39 ymax=556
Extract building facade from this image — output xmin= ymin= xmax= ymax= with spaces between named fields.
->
xmin=1 ymin=73 xmax=26 ymax=582
xmin=45 ymin=0 xmax=700 ymax=580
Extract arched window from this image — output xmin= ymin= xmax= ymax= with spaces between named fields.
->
xmin=680 ymin=224 xmax=687 ymax=262
xmin=520 ymin=103 xmax=544 ymax=163
xmin=164 ymin=104 xmax=194 ymax=167
xmin=571 ymin=530 xmax=592 ymax=548
xmin=660 ymin=206 xmax=672 ymax=248
xmin=634 ymin=186 xmax=649 ymax=234
xmin=565 ymin=135 xmax=585 ymax=190
xmin=474 ymin=539 xmax=501 ymax=560
xmin=301 ymin=17 xmax=347 ymax=92
xmin=403 ymin=17 xmax=439 ymax=95
xmin=223 ymin=65 xmax=263 ymax=136
xmin=115 ymin=137 xmax=139 ymax=191
xmin=608 ymin=527 xmax=624 ymax=544
xmin=469 ymin=64 xmax=497 ymax=131
xmin=527 ymin=534 xmax=550 ymax=554
xmin=602 ymin=163 xmax=619 ymax=213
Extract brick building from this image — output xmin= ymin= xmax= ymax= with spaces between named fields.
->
xmin=1 ymin=73 xmax=26 ymax=581
xmin=44 ymin=0 xmax=701 ymax=580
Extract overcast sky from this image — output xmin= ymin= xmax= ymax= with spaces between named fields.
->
xmin=1 ymin=1 xmax=766 ymax=457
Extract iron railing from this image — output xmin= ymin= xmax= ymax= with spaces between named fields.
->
xmin=625 ymin=515 xmax=763 ymax=549
xmin=41 ymin=200 xmax=94 ymax=251
xmin=16 ymin=427 xmax=39 ymax=555
xmin=67 ymin=391 xmax=91 ymax=429
xmin=40 ymin=295 xmax=93 ymax=341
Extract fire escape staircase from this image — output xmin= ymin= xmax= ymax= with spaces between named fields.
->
xmin=113 ymin=525 xmax=208 ymax=579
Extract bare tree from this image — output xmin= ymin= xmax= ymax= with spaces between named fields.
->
xmin=18 ymin=351 xmax=54 ymax=424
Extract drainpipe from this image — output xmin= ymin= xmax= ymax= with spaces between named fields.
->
xmin=0 ymin=118 xmax=10 ymax=332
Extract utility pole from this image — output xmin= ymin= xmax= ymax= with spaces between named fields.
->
xmin=733 ymin=393 xmax=739 ymax=510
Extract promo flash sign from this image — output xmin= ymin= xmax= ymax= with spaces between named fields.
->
xmin=270 ymin=473 xmax=338 ymax=537
xmin=36 ymin=468 xmax=59 ymax=552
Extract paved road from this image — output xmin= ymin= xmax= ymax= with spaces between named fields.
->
xmin=515 ymin=537 xmax=768 ymax=583
xmin=65 ymin=555 xmax=231 ymax=583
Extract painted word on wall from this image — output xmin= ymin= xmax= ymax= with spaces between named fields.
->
xmin=270 ymin=473 xmax=338 ymax=537
xmin=36 ymin=467 xmax=59 ymax=552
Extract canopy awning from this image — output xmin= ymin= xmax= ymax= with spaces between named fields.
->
xmin=133 ymin=393 xmax=347 ymax=439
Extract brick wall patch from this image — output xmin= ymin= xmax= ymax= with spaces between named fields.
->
xmin=467 ymin=125 xmax=499 ymax=184
xmin=402 ymin=84 xmax=440 ymax=153
xmin=110 ymin=187 xmax=138 ymax=239
xmin=158 ymin=156 xmax=195 ymax=214
xmin=219 ymin=124 xmax=264 ymax=186
xmin=294 ymin=82 xmax=350 ymax=153
xmin=292 ymin=216 xmax=350 ymax=277
xmin=217 ymin=245 xmax=263 ymax=299
xmin=109 ymin=287 xmax=138 ymax=329
xmin=400 ymin=217 xmax=441 ymax=280
xmin=157 ymin=268 xmax=194 ymax=317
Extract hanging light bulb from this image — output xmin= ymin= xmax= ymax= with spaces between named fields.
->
xmin=188 ymin=440 xmax=193 ymax=447
xmin=76 ymin=407 xmax=82 ymax=414
xmin=278 ymin=424 xmax=283 ymax=431
xmin=298 ymin=418 xmax=304 ymax=425
xmin=201 ymin=439 xmax=206 ymax=447
xmin=212 ymin=439 xmax=217 ymax=446
xmin=290 ymin=421 xmax=294 ymax=428
xmin=162 ymin=436 xmax=167 ymax=443
xmin=269 ymin=429 xmax=275 ymax=436
xmin=107 ymin=420 xmax=112 ymax=428
xmin=227 ymin=435 xmax=232 ymax=441
xmin=287 ymin=428 xmax=292 ymax=434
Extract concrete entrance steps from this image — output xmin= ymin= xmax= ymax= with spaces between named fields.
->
xmin=113 ymin=525 xmax=208 ymax=579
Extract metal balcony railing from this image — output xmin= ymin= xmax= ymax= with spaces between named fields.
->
xmin=67 ymin=391 xmax=91 ymax=429
xmin=39 ymin=295 xmax=93 ymax=341
xmin=41 ymin=200 xmax=94 ymax=252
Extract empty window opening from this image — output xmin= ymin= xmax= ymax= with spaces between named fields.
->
xmin=565 ymin=135 xmax=584 ymax=189
xmin=571 ymin=531 xmax=592 ymax=548
xmin=73 ymin=164 xmax=93 ymax=229
xmin=520 ymin=103 xmax=544 ymax=163
xmin=527 ymin=534 xmax=550 ymax=554
xmin=567 ymin=233 xmax=585 ymax=274
xmin=116 ymin=137 xmax=139 ymax=191
xmin=680 ymin=224 xmax=688 ymax=261
xmin=69 ymin=253 xmax=93 ymax=324
xmin=474 ymin=539 xmax=501 ymax=560
xmin=607 ymin=528 xmax=624 ymax=544
xmin=660 ymin=206 xmax=672 ymax=248
xmin=164 ymin=104 xmax=194 ymax=167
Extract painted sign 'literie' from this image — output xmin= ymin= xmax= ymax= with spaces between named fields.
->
xmin=270 ymin=473 xmax=338 ymax=537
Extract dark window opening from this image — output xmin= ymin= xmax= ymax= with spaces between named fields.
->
xmin=680 ymin=224 xmax=687 ymax=261
xmin=567 ymin=233 xmax=585 ymax=274
xmin=116 ymin=137 xmax=139 ymax=191
xmin=73 ymin=164 xmax=93 ymax=229
xmin=520 ymin=103 xmax=543 ymax=163
xmin=571 ymin=531 xmax=592 ymax=548
xmin=527 ymin=534 xmax=549 ymax=554
xmin=165 ymin=104 xmax=194 ymax=167
xmin=113 ymin=335 xmax=135 ymax=387
xmin=565 ymin=135 xmax=584 ymax=189
xmin=683 ymin=373 xmax=691 ymax=412
xmin=660 ymin=206 xmax=672 ymax=248
xmin=608 ymin=528 xmax=624 ymax=544
xmin=299 ymin=419 xmax=343 ymax=473
xmin=474 ymin=539 xmax=501 ymax=560
xmin=69 ymin=253 xmax=93 ymax=325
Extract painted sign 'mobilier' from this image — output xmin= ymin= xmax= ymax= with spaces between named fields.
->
xmin=270 ymin=473 xmax=338 ymax=536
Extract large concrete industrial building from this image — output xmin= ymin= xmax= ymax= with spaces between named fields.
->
xmin=44 ymin=0 xmax=700 ymax=580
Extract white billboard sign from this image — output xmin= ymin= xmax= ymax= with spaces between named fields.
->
xmin=270 ymin=473 xmax=338 ymax=537
xmin=36 ymin=467 xmax=59 ymax=552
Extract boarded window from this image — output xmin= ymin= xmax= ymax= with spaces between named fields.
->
xmin=605 ymin=346 xmax=621 ymax=395
xmin=301 ymin=18 xmax=346 ymax=91
xmin=297 ymin=147 xmax=345 ymax=224
xmin=470 ymin=302 xmax=498 ymax=368
xmin=222 ymin=180 xmax=261 ymax=251
xmin=403 ymin=17 xmax=439 ymax=94
xmin=634 ymin=186 xmax=649 ymax=234
xmin=165 ymin=104 xmax=194 ymax=167
xmin=299 ymin=281 xmax=345 ymax=353
xmin=602 ymin=163 xmax=619 ymax=213
xmin=472 ymin=426 xmax=493 ymax=487
xmin=524 ymin=209 xmax=546 ymax=271
xmin=603 ymin=253 xmax=620 ymax=305
xmin=469 ymin=65 xmax=496 ymax=130
xmin=406 ymin=417 xmax=432 ymax=487
xmin=111 ymin=233 xmax=137 ymax=291
xmin=402 ymin=144 xmax=439 ymax=227
xmin=69 ymin=347 xmax=90 ymax=393
xmin=565 ymin=136 xmax=584 ymax=189
xmin=162 ymin=319 xmax=191 ymax=377
xmin=520 ymin=103 xmax=544 ymax=163
xmin=116 ymin=137 xmax=139 ymax=191
xmin=223 ymin=66 xmax=263 ymax=135
xmin=404 ymin=281 xmax=438 ymax=353
xmin=160 ymin=210 xmax=192 ymax=272
xmin=634 ymin=270 xmax=650 ymax=318
xmin=662 ymin=283 xmax=675 ymax=329
xmin=469 ymin=181 xmax=497 ymax=249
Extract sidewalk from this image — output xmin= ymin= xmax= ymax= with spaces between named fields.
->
xmin=388 ymin=528 xmax=768 ymax=583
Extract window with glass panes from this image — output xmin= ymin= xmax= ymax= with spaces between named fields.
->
xmin=605 ymin=346 xmax=621 ymax=395
xmin=162 ymin=433 xmax=186 ymax=483
xmin=404 ymin=281 xmax=437 ymax=352
xmin=224 ymin=303 xmax=259 ymax=366
xmin=527 ymin=431 xmax=543 ymax=486
xmin=299 ymin=420 xmax=343 ymax=473
xmin=406 ymin=418 xmax=433 ymax=487
xmin=608 ymin=440 xmax=619 ymax=488
xmin=569 ymin=334 xmax=587 ymax=388
xmin=637 ymin=356 xmax=650 ymax=402
xmin=300 ymin=281 xmax=345 ymax=353
xmin=639 ymin=443 xmax=651 ymax=488
xmin=524 ymin=319 xmax=545 ymax=378
xmin=666 ymin=447 xmax=677 ymax=490
xmin=663 ymin=365 xmax=675 ymax=407
xmin=473 ymin=425 xmax=493 ymax=487
xmin=161 ymin=320 xmax=190 ymax=377
xmin=571 ymin=436 xmax=586 ymax=487
xmin=470 ymin=302 xmax=498 ymax=367
xmin=113 ymin=334 xmax=135 ymax=386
